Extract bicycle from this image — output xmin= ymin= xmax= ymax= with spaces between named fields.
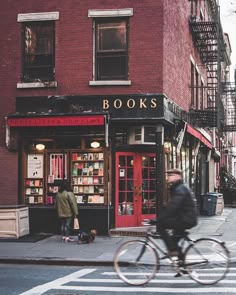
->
xmin=113 ymin=221 xmax=230 ymax=286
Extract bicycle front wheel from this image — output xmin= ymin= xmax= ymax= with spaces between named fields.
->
xmin=114 ymin=239 xmax=159 ymax=285
xmin=184 ymin=238 xmax=230 ymax=285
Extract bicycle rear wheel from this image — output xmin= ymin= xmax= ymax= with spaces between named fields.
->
xmin=114 ymin=239 xmax=159 ymax=285
xmin=183 ymin=238 xmax=230 ymax=285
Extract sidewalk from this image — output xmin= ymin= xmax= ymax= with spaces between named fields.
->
xmin=0 ymin=207 xmax=235 ymax=266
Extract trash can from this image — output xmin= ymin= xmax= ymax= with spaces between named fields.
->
xmin=200 ymin=193 xmax=224 ymax=216
xmin=200 ymin=193 xmax=217 ymax=216
xmin=214 ymin=193 xmax=224 ymax=215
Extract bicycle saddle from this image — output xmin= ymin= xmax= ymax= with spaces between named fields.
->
xmin=173 ymin=231 xmax=189 ymax=238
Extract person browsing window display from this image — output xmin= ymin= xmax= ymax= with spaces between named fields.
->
xmin=55 ymin=181 xmax=78 ymax=242
xmin=150 ymin=169 xmax=197 ymax=256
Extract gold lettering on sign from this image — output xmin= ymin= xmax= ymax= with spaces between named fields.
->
xmin=127 ymin=99 xmax=135 ymax=108
xmin=151 ymin=98 xmax=157 ymax=108
xmin=103 ymin=100 xmax=109 ymax=109
xmin=102 ymin=98 xmax=158 ymax=110
xmin=139 ymin=98 xmax=147 ymax=108
xmin=114 ymin=99 xmax=122 ymax=109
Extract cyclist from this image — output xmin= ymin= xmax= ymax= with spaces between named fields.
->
xmin=151 ymin=168 xmax=197 ymax=256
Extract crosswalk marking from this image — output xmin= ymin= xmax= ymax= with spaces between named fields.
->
xmin=73 ymin=278 xmax=236 ymax=284
xmin=104 ymin=271 xmax=235 ymax=277
xmin=53 ymin=286 xmax=236 ymax=293
xmin=18 ymin=267 xmax=236 ymax=294
xmin=18 ymin=269 xmax=96 ymax=295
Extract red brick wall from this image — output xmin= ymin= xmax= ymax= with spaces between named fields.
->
xmin=0 ymin=0 xmax=207 ymax=204
xmin=163 ymin=0 xmax=206 ymax=110
xmin=0 ymin=0 xmax=165 ymax=204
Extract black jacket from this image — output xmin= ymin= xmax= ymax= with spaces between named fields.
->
xmin=159 ymin=180 xmax=197 ymax=228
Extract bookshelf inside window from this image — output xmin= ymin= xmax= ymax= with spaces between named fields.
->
xmin=71 ymin=151 xmax=105 ymax=204
xmin=25 ymin=178 xmax=44 ymax=204
xmin=46 ymin=152 xmax=68 ymax=205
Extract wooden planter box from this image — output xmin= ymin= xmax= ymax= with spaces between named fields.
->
xmin=0 ymin=205 xmax=29 ymax=238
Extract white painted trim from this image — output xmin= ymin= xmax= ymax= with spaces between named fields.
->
xmin=92 ymin=21 xmax=96 ymax=80
xmin=190 ymin=54 xmax=195 ymax=65
xmin=17 ymin=81 xmax=58 ymax=89
xmin=195 ymin=64 xmax=200 ymax=74
xmin=88 ymin=8 xmax=133 ymax=18
xmin=89 ymin=80 xmax=131 ymax=86
xmin=201 ymin=75 xmax=205 ymax=84
xmin=17 ymin=12 xmax=59 ymax=22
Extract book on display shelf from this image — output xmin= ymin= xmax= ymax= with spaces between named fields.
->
xmin=70 ymin=150 xmax=105 ymax=204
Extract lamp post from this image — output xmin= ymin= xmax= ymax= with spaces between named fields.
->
xmin=155 ymin=125 xmax=164 ymax=231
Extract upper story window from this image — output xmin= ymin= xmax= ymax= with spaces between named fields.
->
xmin=17 ymin=12 xmax=59 ymax=88
xmin=22 ymin=21 xmax=55 ymax=82
xmin=88 ymin=8 xmax=133 ymax=86
xmin=191 ymin=0 xmax=198 ymax=16
xmin=95 ymin=19 xmax=128 ymax=81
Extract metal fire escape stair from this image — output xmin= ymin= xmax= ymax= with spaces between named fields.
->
xmin=188 ymin=1 xmax=226 ymax=129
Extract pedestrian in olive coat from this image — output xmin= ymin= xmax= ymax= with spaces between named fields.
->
xmin=55 ymin=181 xmax=78 ymax=242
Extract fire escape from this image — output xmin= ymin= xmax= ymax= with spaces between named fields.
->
xmin=221 ymin=81 xmax=236 ymax=132
xmin=188 ymin=0 xmax=225 ymax=128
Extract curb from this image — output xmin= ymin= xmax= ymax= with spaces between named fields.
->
xmin=0 ymin=258 xmax=114 ymax=266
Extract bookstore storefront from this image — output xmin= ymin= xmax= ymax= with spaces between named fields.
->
xmin=6 ymin=113 xmax=111 ymax=234
xmin=6 ymin=94 xmax=212 ymax=234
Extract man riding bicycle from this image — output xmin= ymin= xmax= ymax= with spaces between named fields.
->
xmin=151 ymin=168 xmax=198 ymax=256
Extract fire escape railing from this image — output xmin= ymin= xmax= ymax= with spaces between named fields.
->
xmin=188 ymin=1 xmax=225 ymax=129
xmin=221 ymin=82 xmax=236 ymax=131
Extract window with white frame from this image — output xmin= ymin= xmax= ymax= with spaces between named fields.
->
xmin=17 ymin=12 xmax=59 ymax=87
xmin=22 ymin=21 xmax=55 ymax=82
xmin=88 ymin=8 xmax=133 ymax=85
xmin=95 ymin=18 xmax=128 ymax=81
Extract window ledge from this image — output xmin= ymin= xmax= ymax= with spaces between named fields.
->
xmin=17 ymin=81 xmax=58 ymax=89
xmin=18 ymin=12 xmax=59 ymax=22
xmin=89 ymin=80 xmax=131 ymax=86
xmin=88 ymin=8 xmax=133 ymax=18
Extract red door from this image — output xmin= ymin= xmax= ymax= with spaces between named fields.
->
xmin=115 ymin=152 xmax=156 ymax=227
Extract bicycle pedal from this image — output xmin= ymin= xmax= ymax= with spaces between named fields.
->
xmin=161 ymin=254 xmax=169 ymax=259
xmin=174 ymin=272 xmax=182 ymax=278
xmin=180 ymin=269 xmax=188 ymax=275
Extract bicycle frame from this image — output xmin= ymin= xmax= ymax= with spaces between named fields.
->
xmin=141 ymin=229 xmax=193 ymax=263
xmin=114 ymin=227 xmax=230 ymax=286
xmin=136 ymin=229 xmax=215 ymax=272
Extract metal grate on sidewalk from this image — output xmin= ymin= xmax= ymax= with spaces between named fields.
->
xmin=109 ymin=229 xmax=147 ymax=237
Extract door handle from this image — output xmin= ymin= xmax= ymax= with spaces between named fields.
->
xmin=134 ymin=186 xmax=139 ymax=195
xmin=134 ymin=186 xmax=142 ymax=196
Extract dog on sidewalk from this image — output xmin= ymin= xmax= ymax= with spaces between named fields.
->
xmin=78 ymin=229 xmax=97 ymax=244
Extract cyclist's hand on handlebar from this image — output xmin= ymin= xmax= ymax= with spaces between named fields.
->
xmin=149 ymin=218 xmax=157 ymax=225
xmin=142 ymin=219 xmax=157 ymax=226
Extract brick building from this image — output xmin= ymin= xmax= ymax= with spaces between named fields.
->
xmin=0 ymin=0 xmax=232 ymax=235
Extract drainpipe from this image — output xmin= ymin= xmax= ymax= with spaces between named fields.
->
xmin=155 ymin=124 xmax=164 ymax=231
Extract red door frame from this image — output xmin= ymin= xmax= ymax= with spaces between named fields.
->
xmin=115 ymin=152 xmax=156 ymax=228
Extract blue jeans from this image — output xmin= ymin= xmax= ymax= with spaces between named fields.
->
xmin=60 ymin=217 xmax=72 ymax=237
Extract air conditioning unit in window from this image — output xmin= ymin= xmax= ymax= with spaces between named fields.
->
xmin=128 ymin=126 xmax=156 ymax=145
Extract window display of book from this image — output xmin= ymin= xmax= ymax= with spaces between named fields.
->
xmin=25 ymin=178 xmax=44 ymax=204
xmin=71 ymin=151 xmax=105 ymax=204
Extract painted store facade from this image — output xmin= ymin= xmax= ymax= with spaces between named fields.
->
xmin=0 ymin=0 xmax=228 ymax=235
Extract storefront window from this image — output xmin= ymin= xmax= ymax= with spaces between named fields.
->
xmin=23 ymin=138 xmax=106 ymax=206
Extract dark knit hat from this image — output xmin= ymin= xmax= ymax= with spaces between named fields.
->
xmin=166 ymin=168 xmax=182 ymax=176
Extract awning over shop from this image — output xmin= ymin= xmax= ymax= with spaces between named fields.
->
xmin=6 ymin=114 xmax=105 ymax=127
xmin=186 ymin=124 xmax=213 ymax=149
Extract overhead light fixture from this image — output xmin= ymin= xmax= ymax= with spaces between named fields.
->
xmin=36 ymin=143 xmax=45 ymax=151
xmin=90 ymin=141 xmax=100 ymax=148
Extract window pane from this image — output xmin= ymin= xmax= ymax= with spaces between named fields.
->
xmin=96 ymin=19 xmax=128 ymax=80
xmin=97 ymin=21 xmax=126 ymax=51
xmin=97 ymin=55 xmax=127 ymax=79
xmin=23 ymin=22 xmax=54 ymax=82
xmin=25 ymin=67 xmax=54 ymax=81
